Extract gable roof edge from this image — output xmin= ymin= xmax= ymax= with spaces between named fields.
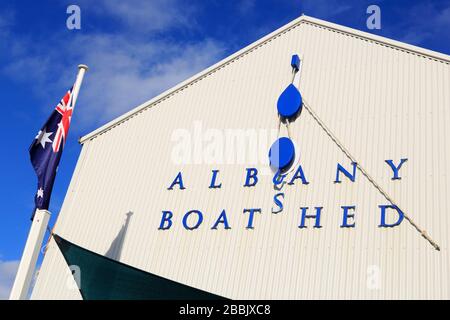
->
xmin=79 ymin=15 xmax=450 ymax=144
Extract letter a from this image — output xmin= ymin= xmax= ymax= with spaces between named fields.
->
xmin=168 ymin=172 xmax=186 ymax=190
xmin=66 ymin=5 xmax=81 ymax=30
xmin=366 ymin=5 xmax=381 ymax=30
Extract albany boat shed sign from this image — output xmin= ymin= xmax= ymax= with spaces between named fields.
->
xmin=159 ymin=159 xmax=408 ymax=232
xmin=158 ymin=55 xmax=408 ymax=233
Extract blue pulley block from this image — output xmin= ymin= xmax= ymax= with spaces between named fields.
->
xmin=277 ymin=84 xmax=303 ymax=119
xmin=268 ymin=137 xmax=296 ymax=171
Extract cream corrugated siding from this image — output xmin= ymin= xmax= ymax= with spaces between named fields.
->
xmin=32 ymin=16 xmax=450 ymax=299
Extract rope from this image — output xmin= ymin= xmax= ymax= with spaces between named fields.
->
xmin=277 ymin=114 xmax=281 ymax=137
xmin=277 ymin=68 xmax=298 ymax=139
xmin=286 ymin=118 xmax=292 ymax=139
xmin=291 ymin=68 xmax=297 ymax=83
xmin=301 ymin=99 xmax=440 ymax=251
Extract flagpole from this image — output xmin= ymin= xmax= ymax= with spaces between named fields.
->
xmin=72 ymin=65 xmax=88 ymax=108
xmin=9 ymin=65 xmax=88 ymax=300
xmin=9 ymin=209 xmax=50 ymax=300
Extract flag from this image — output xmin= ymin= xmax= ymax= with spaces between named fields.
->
xmin=29 ymin=85 xmax=77 ymax=219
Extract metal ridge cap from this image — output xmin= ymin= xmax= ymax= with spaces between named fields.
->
xmin=79 ymin=14 xmax=450 ymax=144
xmin=303 ymin=15 xmax=450 ymax=63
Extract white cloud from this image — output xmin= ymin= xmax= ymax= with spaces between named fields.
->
xmin=81 ymin=0 xmax=199 ymax=33
xmin=393 ymin=2 xmax=450 ymax=47
xmin=0 ymin=260 xmax=19 ymax=300
xmin=237 ymin=0 xmax=256 ymax=15
xmin=2 ymin=0 xmax=226 ymax=133
xmin=436 ymin=6 xmax=450 ymax=26
xmin=0 ymin=10 xmax=14 ymax=44
xmin=70 ymin=35 xmax=225 ymax=126
xmin=0 ymin=10 xmax=13 ymax=29
xmin=299 ymin=0 xmax=353 ymax=18
xmin=296 ymin=0 xmax=450 ymax=49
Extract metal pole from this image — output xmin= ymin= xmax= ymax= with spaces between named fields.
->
xmin=9 ymin=64 xmax=89 ymax=300
xmin=72 ymin=65 xmax=88 ymax=108
xmin=9 ymin=210 xmax=50 ymax=300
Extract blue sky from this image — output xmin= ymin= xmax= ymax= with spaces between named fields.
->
xmin=0 ymin=0 xmax=449 ymax=298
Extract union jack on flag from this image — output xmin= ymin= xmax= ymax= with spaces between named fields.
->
xmin=29 ymin=85 xmax=78 ymax=219
xmin=53 ymin=87 xmax=74 ymax=153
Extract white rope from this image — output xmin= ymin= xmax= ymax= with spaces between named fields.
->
xmin=302 ymin=99 xmax=440 ymax=251
xmin=286 ymin=118 xmax=292 ymax=139
xmin=277 ymin=114 xmax=281 ymax=138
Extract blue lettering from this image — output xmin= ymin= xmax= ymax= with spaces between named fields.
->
xmin=385 ymin=159 xmax=408 ymax=180
xmin=334 ymin=162 xmax=357 ymax=183
xmin=209 ymin=169 xmax=222 ymax=188
xmin=299 ymin=207 xmax=323 ymax=228
xmin=273 ymin=171 xmax=286 ymax=186
xmin=340 ymin=205 xmax=356 ymax=228
xmin=379 ymin=205 xmax=404 ymax=227
xmin=243 ymin=208 xmax=262 ymax=229
xmin=272 ymin=193 xmax=284 ymax=214
xmin=168 ymin=172 xmax=186 ymax=190
xmin=244 ymin=168 xmax=258 ymax=187
xmin=182 ymin=210 xmax=203 ymax=230
xmin=159 ymin=211 xmax=173 ymax=230
xmin=288 ymin=165 xmax=309 ymax=185
xmin=211 ymin=209 xmax=231 ymax=229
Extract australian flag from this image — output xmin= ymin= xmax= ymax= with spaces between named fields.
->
xmin=29 ymin=87 xmax=75 ymax=219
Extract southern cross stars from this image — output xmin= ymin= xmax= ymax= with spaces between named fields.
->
xmin=35 ymin=128 xmax=53 ymax=149
xmin=36 ymin=188 xmax=44 ymax=198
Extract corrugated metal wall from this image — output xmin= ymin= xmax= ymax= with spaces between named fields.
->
xmin=32 ymin=17 xmax=450 ymax=299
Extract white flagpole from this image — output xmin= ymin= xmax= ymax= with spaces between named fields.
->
xmin=9 ymin=209 xmax=50 ymax=300
xmin=9 ymin=65 xmax=88 ymax=300
xmin=71 ymin=65 xmax=89 ymax=109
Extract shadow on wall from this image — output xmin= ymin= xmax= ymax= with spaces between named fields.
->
xmin=105 ymin=211 xmax=133 ymax=261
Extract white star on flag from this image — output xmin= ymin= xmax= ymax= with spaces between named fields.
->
xmin=36 ymin=188 xmax=44 ymax=198
xmin=35 ymin=128 xmax=53 ymax=149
